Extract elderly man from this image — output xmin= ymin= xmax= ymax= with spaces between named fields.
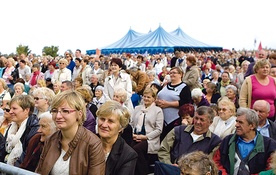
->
xmin=127 ymin=66 xmax=149 ymax=95
xmin=158 ymin=106 xmax=221 ymax=165
xmin=213 ymin=107 xmax=276 ymax=175
xmin=253 ymin=100 xmax=276 ymax=140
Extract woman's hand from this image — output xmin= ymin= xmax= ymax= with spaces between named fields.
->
xmin=133 ymin=134 xmax=147 ymax=142
xmin=156 ymin=99 xmax=169 ymax=108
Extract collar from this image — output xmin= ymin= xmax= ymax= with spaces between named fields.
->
xmin=57 ymin=126 xmax=84 ymax=161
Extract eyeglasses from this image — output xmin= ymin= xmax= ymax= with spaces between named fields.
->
xmin=34 ymin=97 xmax=44 ymax=101
xmin=218 ymin=108 xmax=228 ymax=112
xmin=50 ymin=108 xmax=76 ymax=116
xmin=3 ymin=108 xmax=10 ymax=112
xmin=59 ymin=62 xmax=65 ymax=65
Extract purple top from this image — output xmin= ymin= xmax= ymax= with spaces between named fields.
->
xmin=83 ymin=108 xmax=96 ymax=134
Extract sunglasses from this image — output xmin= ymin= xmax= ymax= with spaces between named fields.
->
xmin=3 ymin=108 xmax=10 ymax=112
xmin=34 ymin=97 xmax=44 ymax=101
xmin=218 ymin=108 xmax=228 ymax=112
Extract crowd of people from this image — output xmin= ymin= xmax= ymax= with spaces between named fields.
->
xmin=0 ymin=48 xmax=276 ymax=175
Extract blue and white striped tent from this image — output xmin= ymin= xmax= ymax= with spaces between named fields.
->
xmin=86 ymin=25 xmax=222 ymax=55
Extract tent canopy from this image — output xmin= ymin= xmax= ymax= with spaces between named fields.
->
xmin=87 ymin=26 xmax=222 ymax=55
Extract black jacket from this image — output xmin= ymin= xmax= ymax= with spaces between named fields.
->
xmin=106 ymin=136 xmax=138 ymax=175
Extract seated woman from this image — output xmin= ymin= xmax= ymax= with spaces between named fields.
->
xmin=130 ymin=88 xmax=164 ymax=175
xmin=209 ymin=98 xmax=236 ymax=139
xmin=92 ymin=85 xmax=106 ymax=109
xmin=204 ymin=82 xmax=221 ymax=104
xmin=97 ymin=100 xmax=138 ymax=175
xmin=113 ymin=87 xmax=133 ymax=145
xmin=13 ymin=82 xmax=27 ymax=97
xmin=0 ymin=102 xmax=12 ymax=136
xmin=20 ymin=111 xmax=57 ymax=172
xmin=5 ymin=95 xmax=39 ymax=166
xmin=36 ymin=91 xmax=105 ymax=175
xmin=178 ymin=103 xmax=195 ymax=125
xmin=225 ymin=84 xmax=239 ymax=109
xmin=191 ymin=88 xmax=210 ymax=108
xmin=178 ymin=151 xmax=218 ymax=175
xmin=74 ymin=77 xmax=83 ymax=89
xmin=75 ymin=86 xmax=96 ymax=134
xmin=32 ymin=87 xmax=55 ymax=119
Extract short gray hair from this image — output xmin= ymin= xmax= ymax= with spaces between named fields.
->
xmin=191 ymin=88 xmax=203 ymax=98
xmin=226 ymin=85 xmax=238 ymax=94
xmin=237 ymin=107 xmax=259 ymax=131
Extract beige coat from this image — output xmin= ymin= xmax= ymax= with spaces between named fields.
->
xmin=130 ymin=103 xmax=164 ymax=154
xmin=182 ymin=65 xmax=202 ymax=91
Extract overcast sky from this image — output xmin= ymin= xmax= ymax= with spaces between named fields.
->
xmin=0 ymin=0 xmax=275 ymax=55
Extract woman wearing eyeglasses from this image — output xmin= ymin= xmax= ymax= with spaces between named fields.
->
xmin=209 ymin=98 xmax=236 ymax=139
xmin=4 ymin=95 xmax=39 ymax=166
xmin=32 ymin=87 xmax=55 ymax=119
xmin=36 ymin=90 xmax=105 ymax=175
xmin=156 ymin=67 xmax=192 ymax=141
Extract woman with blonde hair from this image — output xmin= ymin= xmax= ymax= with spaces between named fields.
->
xmin=75 ymin=86 xmax=96 ymax=134
xmin=36 ymin=90 xmax=105 ymax=175
xmin=209 ymin=98 xmax=236 ymax=139
xmin=130 ymin=87 xmax=164 ymax=175
xmin=239 ymin=59 xmax=276 ymax=121
xmin=0 ymin=78 xmax=11 ymax=108
xmin=2 ymin=57 xmax=19 ymax=91
xmin=51 ymin=58 xmax=71 ymax=84
xmin=13 ymin=82 xmax=27 ymax=97
xmin=32 ymin=87 xmax=55 ymax=119
xmin=97 ymin=100 xmax=137 ymax=175
xmin=178 ymin=151 xmax=218 ymax=175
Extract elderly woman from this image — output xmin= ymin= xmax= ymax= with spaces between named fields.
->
xmin=182 ymin=55 xmax=202 ymax=91
xmin=29 ymin=63 xmax=44 ymax=88
xmin=20 ymin=112 xmax=57 ymax=172
xmin=36 ymin=91 xmax=105 ymax=175
xmin=0 ymin=102 xmax=12 ymax=136
xmin=75 ymin=87 xmax=96 ymax=134
xmin=13 ymin=82 xmax=27 ymax=97
xmin=32 ymin=87 xmax=55 ymax=119
xmin=97 ymin=100 xmax=138 ymax=175
xmin=209 ymin=98 xmax=236 ymax=139
xmin=178 ymin=151 xmax=218 ymax=175
xmin=130 ymin=88 xmax=164 ymax=175
xmin=178 ymin=103 xmax=195 ymax=125
xmin=239 ymin=59 xmax=276 ymax=121
xmin=51 ymin=58 xmax=72 ymax=84
xmin=0 ymin=78 xmax=11 ymax=108
xmin=191 ymin=88 xmax=210 ymax=108
xmin=225 ymin=84 xmax=239 ymax=109
xmin=5 ymin=95 xmax=39 ymax=166
xmin=236 ymin=60 xmax=250 ymax=89
xmin=156 ymin=67 xmax=192 ymax=141
xmin=104 ymin=58 xmax=133 ymax=112
xmin=92 ymin=85 xmax=106 ymax=109
xmin=2 ymin=57 xmax=19 ymax=91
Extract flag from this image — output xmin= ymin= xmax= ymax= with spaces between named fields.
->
xmin=258 ymin=41 xmax=262 ymax=51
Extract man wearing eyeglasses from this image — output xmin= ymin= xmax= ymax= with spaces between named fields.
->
xmin=51 ymin=58 xmax=72 ymax=84
xmin=213 ymin=107 xmax=276 ymax=175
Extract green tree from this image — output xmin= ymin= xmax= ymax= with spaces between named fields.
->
xmin=16 ymin=44 xmax=31 ymax=56
xmin=42 ymin=46 xmax=59 ymax=57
